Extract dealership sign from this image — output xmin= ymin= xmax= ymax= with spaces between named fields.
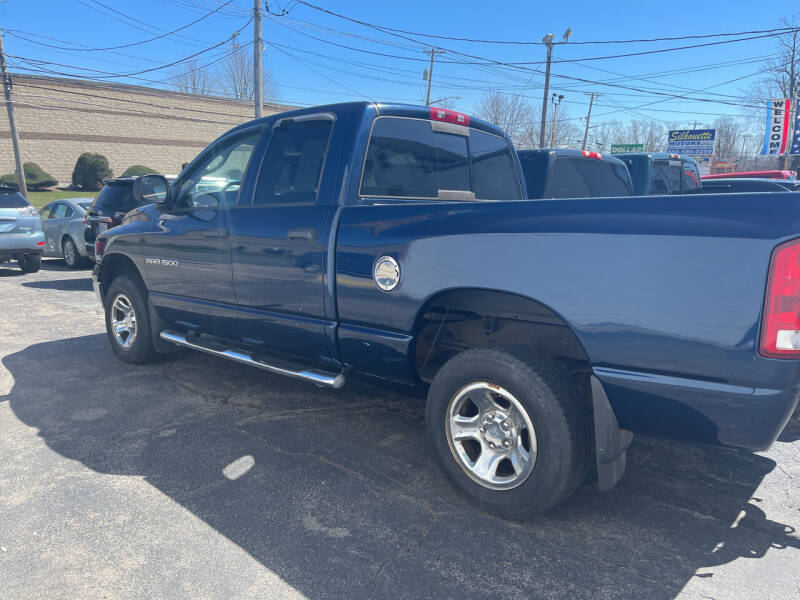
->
xmin=761 ymin=98 xmax=795 ymax=155
xmin=610 ymin=143 xmax=644 ymax=153
xmin=666 ymin=129 xmax=716 ymax=156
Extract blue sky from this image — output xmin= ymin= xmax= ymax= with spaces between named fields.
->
xmin=0 ymin=0 xmax=792 ymax=130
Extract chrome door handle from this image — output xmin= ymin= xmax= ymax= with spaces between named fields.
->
xmin=287 ymin=228 xmax=317 ymax=241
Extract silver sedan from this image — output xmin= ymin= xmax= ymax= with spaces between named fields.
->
xmin=39 ymin=198 xmax=93 ymax=268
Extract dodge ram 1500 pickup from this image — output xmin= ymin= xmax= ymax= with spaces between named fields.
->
xmin=92 ymin=102 xmax=800 ymax=519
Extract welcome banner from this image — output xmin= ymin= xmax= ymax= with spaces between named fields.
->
xmin=762 ymin=98 xmax=793 ymax=155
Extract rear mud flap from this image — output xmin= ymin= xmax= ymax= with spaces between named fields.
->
xmin=591 ymin=375 xmax=634 ymax=492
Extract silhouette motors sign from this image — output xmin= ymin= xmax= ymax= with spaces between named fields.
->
xmin=666 ymin=129 xmax=716 ymax=156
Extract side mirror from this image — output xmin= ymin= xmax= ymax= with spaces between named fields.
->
xmin=133 ymin=174 xmax=172 ymax=210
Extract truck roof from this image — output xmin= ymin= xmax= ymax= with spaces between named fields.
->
xmin=222 ymin=101 xmax=507 ymax=139
xmin=518 ymin=148 xmax=627 ymax=166
xmin=613 ymin=152 xmax=697 ymax=163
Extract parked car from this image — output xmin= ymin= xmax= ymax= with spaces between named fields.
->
xmin=0 ymin=184 xmax=43 ymax=273
xmin=697 ymin=178 xmax=799 ymax=194
xmin=614 ymin=152 xmax=701 ymax=195
xmin=517 ymin=149 xmax=633 ymax=199
xmin=39 ymin=198 xmax=93 ymax=268
xmin=84 ymin=177 xmax=148 ymax=259
xmin=702 ymin=169 xmax=796 ymax=181
xmin=93 ymin=102 xmax=799 ymax=519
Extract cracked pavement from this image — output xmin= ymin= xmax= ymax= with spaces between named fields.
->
xmin=1 ymin=261 xmax=798 ymax=599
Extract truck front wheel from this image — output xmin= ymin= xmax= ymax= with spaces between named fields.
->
xmin=104 ymin=275 xmax=158 ymax=364
xmin=426 ymin=346 xmax=590 ymax=519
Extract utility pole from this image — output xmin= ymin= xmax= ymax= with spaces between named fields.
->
xmin=253 ymin=0 xmax=263 ymax=118
xmin=423 ymin=49 xmax=444 ymax=106
xmin=581 ymin=92 xmax=598 ymax=150
xmin=538 ymin=34 xmax=555 ymax=148
xmin=0 ymin=31 xmax=26 ymax=198
xmin=550 ymin=93 xmax=564 ymax=147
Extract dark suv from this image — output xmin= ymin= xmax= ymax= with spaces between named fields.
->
xmin=84 ymin=178 xmax=147 ymax=259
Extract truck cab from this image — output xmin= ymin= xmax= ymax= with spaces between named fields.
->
xmin=614 ymin=152 xmax=701 ymax=195
xmin=518 ymin=148 xmax=633 ymax=199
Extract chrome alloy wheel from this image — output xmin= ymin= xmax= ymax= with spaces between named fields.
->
xmin=446 ymin=382 xmax=537 ymax=490
xmin=110 ymin=293 xmax=137 ymax=350
xmin=63 ymin=239 xmax=77 ymax=266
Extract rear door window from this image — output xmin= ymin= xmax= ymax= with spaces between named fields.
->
xmin=361 ymin=117 xmax=469 ymax=198
xmin=254 ymin=118 xmax=334 ymax=205
xmin=470 ymin=130 xmax=521 ymax=200
xmin=548 ymin=158 xmax=633 ymax=198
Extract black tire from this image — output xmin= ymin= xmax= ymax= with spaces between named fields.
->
xmin=426 ymin=345 xmax=590 ymax=519
xmin=104 ymin=275 xmax=158 ymax=364
xmin=18 ymin=253 xmax=41 ymax=273
xmin=62 ymin=237 xmax=83 ymax=269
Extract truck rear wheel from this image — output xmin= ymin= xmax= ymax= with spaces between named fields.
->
xmin=104 ymin=275 xmax=158 ymax=364
xmin=426 ymin=345 xmax=590 ymax=519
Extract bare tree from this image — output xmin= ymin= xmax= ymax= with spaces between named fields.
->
xmin=712 ymin=117 xmax=747 ymax=160
xmin=763 ymin=18 xmax=800 ymax=99
xmin=625 ymin=119 xmax=667 ymax=151
xmin=220 ymin=41 xmax=278 ymax=103
xmin=170 ymin=57 xmax=215 ymax=96
xmin=474 ymin=92 xmax=534 ymax=146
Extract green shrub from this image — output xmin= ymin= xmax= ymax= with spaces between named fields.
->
xmin=71 ymin=153 xmax=113 ymax=190
xmin=121 ymin=164 xmax=160 ymax=177
xmin=0 ymin=162 xmax=58 ymax=190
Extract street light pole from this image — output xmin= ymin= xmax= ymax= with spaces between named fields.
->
xmin=550 ymin=93 xmax=564 ymax=147
xmin=538 ymin=28 xmax=572 ymax=148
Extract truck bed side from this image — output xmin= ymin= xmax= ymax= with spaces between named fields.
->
xmin=334 ymin=192 xmax=800 ymax=449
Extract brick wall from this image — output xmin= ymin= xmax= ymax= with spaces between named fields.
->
xmin=0 ymin=75 xmax=291 ymax=184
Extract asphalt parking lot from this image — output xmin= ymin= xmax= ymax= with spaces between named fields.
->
xmin=0 ymin=260 xmax=798 ymax=600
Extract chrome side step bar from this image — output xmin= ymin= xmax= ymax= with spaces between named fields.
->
xmin=159 ymin=329 xmax=346 ymax=389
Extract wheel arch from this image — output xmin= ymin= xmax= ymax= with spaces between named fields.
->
xmin=98 ymin=252 xmax=145 ymax=302
xmin=413 ymin=287 xmax=593 ymax=386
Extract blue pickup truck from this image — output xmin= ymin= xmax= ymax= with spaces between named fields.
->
xmin=92 ymin=102 xmax=800 ymax=519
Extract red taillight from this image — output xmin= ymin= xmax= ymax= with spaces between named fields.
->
xmin=670 ymin=154 xmax=680 ymax=159
xmin=760 ymin=239 xmax=800 ymax=358
xmin=429 ymin=107 xmax=470 ymax=126
xmin=580 ymin=150 xmax=602 ymax=159
xmin=36 ymin=241 xmax=45 ymax=246
xmin=95 ymin=237 xmax=108 ymax=258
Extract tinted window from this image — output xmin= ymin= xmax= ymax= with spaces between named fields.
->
xmin=0 ymin=192 xmax=29 ymax=208
xmin=683 ymin=162 xmax=701 ymax=192
xmin=78 ymin=201 xmax=92 ymax=211
xmin=361 ymin=117 xmax=470 ymax=198
xmin=95 ymin=183 xmax=137 ymax=213
xmin=652 ymin=161 xmax=682 ymax=194
xmin=470 ymin=130 xmax=521 ymax=200
xmin=255 ymin=118 xmax=333 ymax=205
xmin=39 ymin=205 xmax=53 ymax=219
xmin=518 ymin=152 xmax=549 ymax=198
xmin=547 ymin=158 xmax=633 ymax=198
xmin=179 ymin=132 xmax=260 ymax=208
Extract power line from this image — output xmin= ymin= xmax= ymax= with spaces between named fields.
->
xmin=5 ymin=1 xmax=234 ymax=52
xmin=293 ymin=1 xmax=797 ymax=46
